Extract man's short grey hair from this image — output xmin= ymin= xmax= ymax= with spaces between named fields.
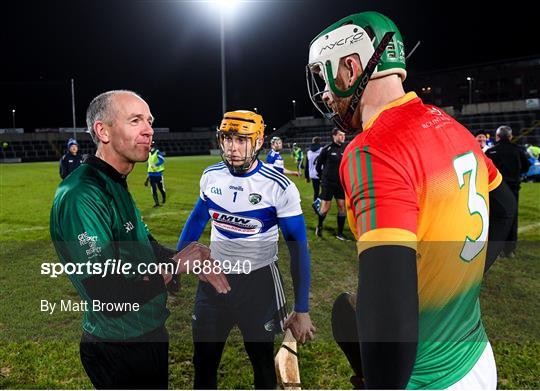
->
xmin=86 ymin=90 xmax=142 ymax=145
xmin=496 ymin=125 xmax=512 ymax=140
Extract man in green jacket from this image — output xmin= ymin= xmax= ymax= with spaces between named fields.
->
xmin=50 ymin=90 xmax=230 ymax=389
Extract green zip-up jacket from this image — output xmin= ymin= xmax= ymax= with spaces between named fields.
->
xmin=50 ymin=156 xmax=169 ymax=340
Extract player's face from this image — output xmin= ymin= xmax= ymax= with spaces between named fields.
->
xmin=69 ymin=144 xmax=78 ymax=154
xmin=221 ymin=133 xmax=254 ymax=167
xmin=108 ymin=94 xmax=154 ymax=163
xmin=333 ymin=131 xmax=346 ymax=145
xmin=320 ymin=57 xmax=363 ymax=128
xmin=272 ymin=140 xmax=283 ymax=151
xmin=476 ymin=134 xmax=487 ymax=147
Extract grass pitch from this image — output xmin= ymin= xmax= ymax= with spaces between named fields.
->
xmin=0 ymin=155 xmax=538 ymax=389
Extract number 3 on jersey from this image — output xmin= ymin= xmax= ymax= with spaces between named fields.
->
xmin=453 ymin=152 xmax=489 ymax=262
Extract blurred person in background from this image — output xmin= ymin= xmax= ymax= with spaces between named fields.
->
xmin=59 ymin=138 xmax=83 ymax=179
xmin=476 ymin=131 xmax=491 ymax=152
xmin=305 ymin=136 xmax=323 ymax=213
xmin=315 ymin=128 xmax=347 ymax=240
xmin=145 ymin=141 xmax=167 ymax=208
xmin=292 ymin=142 xmax=304 ymax=174
xmin=266 ymin=136 xmax=300 ymax=176
xmin=485 ymin=125 xmax=531 ymax=258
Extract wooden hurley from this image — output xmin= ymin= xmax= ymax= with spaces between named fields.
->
xmin=275 ymin=328 xmax=301 ymax=390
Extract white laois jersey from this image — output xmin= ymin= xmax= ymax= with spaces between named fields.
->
xmin=200 ymin=160 xmax=302 ymax=271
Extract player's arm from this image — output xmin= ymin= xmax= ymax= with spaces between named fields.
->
xmin=279 ymin=214 xmax=315 ymax=343
xmin=278 ymin=214 xmax=311 ymax=313
xmin=357 ymin=245 xmax=418 ymax=389
xmin=482 ymin=156 xmax=516 ymax=273
xmin=276 ymin=183 xmax=315 ymax=343
xmin=177 ymin=197 xmax=210 ymax=251
xmin=283 ymin=167 xmax=300 ymax=176
xmin=343 ymin=147 xmax=419 ymax=389
xmin=485 ymin=181 xmax=516 ymax=272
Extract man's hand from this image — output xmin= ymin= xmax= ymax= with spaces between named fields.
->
xmin=172 ymin=242 xmax=231 ymax=294
xmin=284 ymin=312 xmax=316 ymax=344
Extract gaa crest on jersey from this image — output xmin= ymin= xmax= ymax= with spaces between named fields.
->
xmin=249 ymin=193 xmax=262 ymax=205
xmin=210 ymin=209 xmax=263 ymax=234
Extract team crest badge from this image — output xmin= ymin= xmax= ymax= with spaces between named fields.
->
xmin=249 ymin=193 xmax=262 ymax=205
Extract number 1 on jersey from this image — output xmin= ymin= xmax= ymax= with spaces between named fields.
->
xmin=233 ymin=191 xmax=238 ymax=203
xmin=453 ymin=152 xmax=489 ymax=262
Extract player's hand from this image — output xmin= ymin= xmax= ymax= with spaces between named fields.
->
xmin=161 ymin=268 xmax=173 ymax=285
xmin=173 ymin=242 xmax=212 ymax=271
xmin=172 ymin=243 xmax=231 ymax=294
xmin=296 ymin=171 xmax=301 ymax=177
xmin=284 ymin=311 xmax=316 ymax=344
xmin=197 ymin=266 xmax=231 ymax=295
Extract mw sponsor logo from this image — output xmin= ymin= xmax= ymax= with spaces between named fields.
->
xmin=210 ymin=209 xmax=263 ymax=234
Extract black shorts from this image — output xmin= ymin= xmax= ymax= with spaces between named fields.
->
xmin=192 ymin=263 xmax=287 ymax=343
xmin=149 ymin=175 xmax=163 ymax=185
xmin=80 ymin=326 xmax=169 ymax=389
xmin=320 ymin=181 xmax=345 ymax=201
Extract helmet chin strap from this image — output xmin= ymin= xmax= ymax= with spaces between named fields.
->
xmin=332 ymin=31 xmax=395 ymax=132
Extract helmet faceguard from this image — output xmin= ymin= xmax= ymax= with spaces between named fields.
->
xmin=217 ymin=110 xmax=265 ymax=174
xmin=306 ymin=11 xmax=406 ymax=133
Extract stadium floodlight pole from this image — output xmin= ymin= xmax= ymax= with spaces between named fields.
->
xmin=12 ymin=109 xmax=16 ymax=130
xmin=214 ymin=0 xmax=238 ymax=115
xmin=467 ymin=77 xmax=473 ymax=105
xmin=71 ymin=78 xmax=77 ymax=140
xmin=220 ymin=9 xmax=227 ymax=115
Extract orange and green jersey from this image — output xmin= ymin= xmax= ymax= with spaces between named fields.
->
xmin=340 ymin=92 xmax=502 ymax=389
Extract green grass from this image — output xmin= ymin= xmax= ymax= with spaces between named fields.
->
xmin=0 ymin=155 xmax=538 ymax=389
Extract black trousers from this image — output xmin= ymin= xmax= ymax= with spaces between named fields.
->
xmin=312 ymin=178 xmax=321 ymax=201
xmin=149 ymin=175 xmax=166 ymax=204
xmin=80 ymin=326 xmax=169 ymax=389
xmin=504 ymin=185 xmax=520 ymax=253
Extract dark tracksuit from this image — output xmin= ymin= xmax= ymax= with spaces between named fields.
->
xmin=59 ymin=152 xmax=83 ymax=179
xmin=485 ymin=139 xmax=531 ymax=253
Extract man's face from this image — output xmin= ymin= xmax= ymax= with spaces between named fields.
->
xmin=333 ymin=131 xmax=346 ymax=145
xmin=272 ymin=139 xmax=283 ymax=151
xmin=106 ymin=94 xmax=154 ymax=163
xmin=69 ymin=144 xmax=78 ymax=154
xmin=221 ymin=133 xmax=257 ymax=167
xmin=320 ymin=58 xmax=359 ymax=123
xmin=476 ymin=134 xmax=487 ymax=147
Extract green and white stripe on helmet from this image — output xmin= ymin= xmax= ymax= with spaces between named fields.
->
xmin=308 ymin=11 xmax=406 ymax=98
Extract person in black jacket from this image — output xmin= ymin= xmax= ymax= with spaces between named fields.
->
xmin=485 ymin=125 xmax=531 ymax=257
xmin=59 ymin=138 xmax=83 ymax=179
xmin=315 ymin=128 xmax=347 ymax=240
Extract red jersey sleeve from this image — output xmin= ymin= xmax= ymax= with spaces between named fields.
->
xmin=481 ymin=151 xmax=503 ymax=192
xmin=341 ymin=145 xmax=418 ymax=254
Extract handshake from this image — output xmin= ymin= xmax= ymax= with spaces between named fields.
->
xmin=161 ymin=242 xmax=231 ymax=295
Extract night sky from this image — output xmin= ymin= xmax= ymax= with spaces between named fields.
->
xmin=2 ymin=0 xmax=537 ymax=131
